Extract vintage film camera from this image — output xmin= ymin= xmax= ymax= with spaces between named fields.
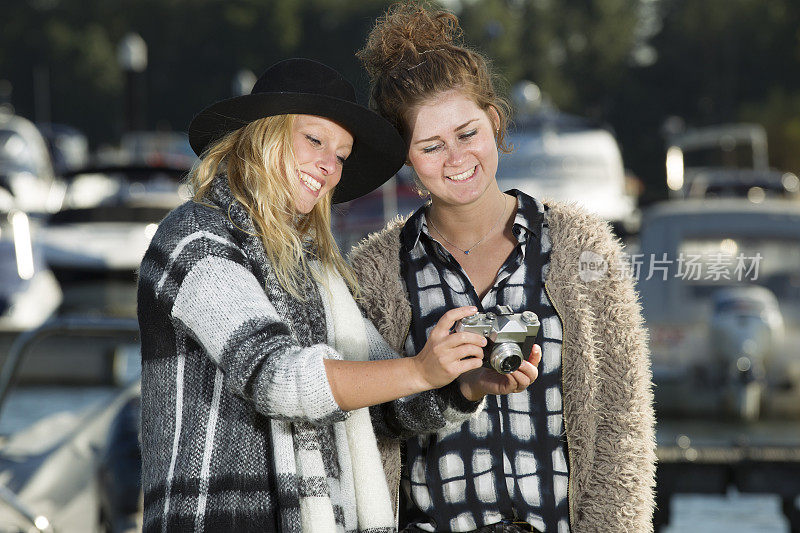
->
xmin=454 ymin=306 xmax=540 ymax=374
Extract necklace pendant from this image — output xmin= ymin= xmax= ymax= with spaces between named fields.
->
xmin=464 ymin=250 xmax=469 ymax=255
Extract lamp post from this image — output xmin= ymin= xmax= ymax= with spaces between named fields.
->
xmin=117 ymin=33 xmax=148 ymax=133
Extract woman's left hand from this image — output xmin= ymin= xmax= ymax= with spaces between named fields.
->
xmin=457 ymin=344 xmax=541 ymax=401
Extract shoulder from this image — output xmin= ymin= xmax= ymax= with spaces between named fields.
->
xmin=348 ymin=217 xmax=411 ymax=352
xmin=149 ymin=200 xmax=240 ymax=254
xmin=156 ymin=199 xmax=229 ymax=236
xmin=348 ymin=216 xmax=406 ymax=280
xmin=140 ymin=200 xmax=248 ymax=288
xmin=543 ymin=199 xmax=622 ymax=261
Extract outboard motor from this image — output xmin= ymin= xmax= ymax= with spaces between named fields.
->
xmin=709 ymin=286 xmax=784 ymax=421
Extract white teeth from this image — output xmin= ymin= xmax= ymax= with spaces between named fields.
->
xmin=299 ymin=172 xmax=322 ymax=191
xmin=447 ymin=166 xmax=475 ymax=181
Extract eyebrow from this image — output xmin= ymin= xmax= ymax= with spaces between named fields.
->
xmin=302 ymin=124 xmax=353 ymax=152
xmin=413 ymin=119 xmax=479 ymax=145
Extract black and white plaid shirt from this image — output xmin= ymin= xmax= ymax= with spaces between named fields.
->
xmin=399 ymin=190 xmax=570 ymax=533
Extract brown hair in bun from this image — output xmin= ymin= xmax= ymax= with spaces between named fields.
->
xmin=357 ymin=2 xmax=511 ymax=153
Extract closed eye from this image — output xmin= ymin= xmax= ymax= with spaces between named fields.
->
xmin=422 ymin=143 xmax=442 ymax=154
xmin=306 ymin=135 xmax=321 ymax=146
xmin=459 ymin=129 xmax=477 ymax=140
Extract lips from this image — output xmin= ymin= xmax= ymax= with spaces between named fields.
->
xmin=446 ymin=165 xmax=477 ymax=182
xmin=299 ymin=171 xmax=323 ymax=193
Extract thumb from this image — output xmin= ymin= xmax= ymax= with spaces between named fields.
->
xmin=528 ymin=344 xmax=542 ymax=366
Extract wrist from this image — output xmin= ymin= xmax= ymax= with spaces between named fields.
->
xmin=458 ymin=378 xmax=485 ymax=402
xmin=409 ymin=354 xmax=434 ymax=393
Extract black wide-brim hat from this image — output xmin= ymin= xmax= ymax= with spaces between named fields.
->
xmin=188 ymin=58 xmax=405 ymax=204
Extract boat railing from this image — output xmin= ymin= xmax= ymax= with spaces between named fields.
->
xmin=0 ymin=316 xmax=140 ymax=420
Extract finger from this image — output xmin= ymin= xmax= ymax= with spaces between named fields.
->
xmin=450 ymin=343 xmax=484 ymax=363
xmin=512 ymin=361 xmax=538 ymax=387
xmin=455 ymin=356 xmax=484 ymax=375
xmin=441 ymin=331 xmax=487 ymax=349
xmin=456 ymin=344 xmax=485 ymax=361
xmin=528 ymin=344 xmax=542 ymax=366
xmin=432 ymin=306 xmax=478 ymax=337
xmin=503 ymin=373 xmax=527 ymax=394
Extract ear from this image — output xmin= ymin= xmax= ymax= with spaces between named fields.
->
xmin=487 ymin=105 xmax=501 ymax=133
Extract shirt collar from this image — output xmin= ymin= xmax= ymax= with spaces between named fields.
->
xmin=399 ymin=200 xmax=430 ymax=253
xmin=508 ymin=188 xmax=544 ymax=243
xmin=399 ymin=189 xmax=545 ymax=253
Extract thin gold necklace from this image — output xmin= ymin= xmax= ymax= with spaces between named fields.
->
xmin=427 ymin=195 xmax=507 ymax=255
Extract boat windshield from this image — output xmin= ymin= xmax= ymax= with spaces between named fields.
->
xmin=0 ymin=129 xmax=40 ymax=175
xmin=677 ymin=236 xmax=800 ymax=308
xmin=497 ymin=152 xmax=610 ymax=182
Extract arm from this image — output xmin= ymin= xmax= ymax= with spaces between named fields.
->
xmin=162 ymin=240 xmax=345 ymax=425
xmin=324 ymin=306 xmax=487 ymax=411
xmin=348 ymin=223 xmax=479 ymax=437
xmin=150 ymin=213 xmax=486 ymax=424
xmin=589 ymin=230 xmax=657 ymax=531
xmin=349 ymin=222 xmax=537 ymax=437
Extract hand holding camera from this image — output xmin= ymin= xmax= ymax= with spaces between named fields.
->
xmin=411 ymin=306 xmax=542 ymax=398
xmin=411 ymin=306 xmax=490 ymax=390
xmin=454 ymin=306 xmax=542 ymax=401
xmin=454 ymin=306 xmax=540 ymax=374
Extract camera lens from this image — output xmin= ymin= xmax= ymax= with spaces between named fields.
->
xmin=489 ymin=343 xmax=523 ymax=374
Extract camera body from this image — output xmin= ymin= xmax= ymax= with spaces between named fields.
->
xmin=454 ymin=305 xmax=540 ymax=374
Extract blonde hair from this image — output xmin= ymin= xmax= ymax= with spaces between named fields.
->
xmin=357 ymin=2 xmax=512 ymax=153
xmin=189 ymin=114 xmax=359 ymax=300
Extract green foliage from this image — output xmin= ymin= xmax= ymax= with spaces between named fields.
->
xmin=1 ymin=0 xmax=799 ymax=200
xmin=741 ymin=89 xmax=800 ymax=177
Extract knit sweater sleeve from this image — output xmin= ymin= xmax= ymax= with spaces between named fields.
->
xmin=141 ymin=203 xmax=346 ymax=426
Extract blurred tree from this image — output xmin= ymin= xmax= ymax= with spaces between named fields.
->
xmin=2 ymin=0 xmax=799 ymax=198
xmin=620 ymin=0 xmax=800 ymax=200
xmin=741 ymin=89 xmax=800 ymax=178
xmin=0 ymin=0 xmax=397 ymax=146
xmin=1 ymin=0 xmax=122 ymax=141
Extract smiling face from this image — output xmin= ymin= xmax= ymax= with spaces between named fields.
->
xmin=406 ymin=89 xmax=500 ymax=208
xmin=290 ymin=114 xmax=353 ymax=214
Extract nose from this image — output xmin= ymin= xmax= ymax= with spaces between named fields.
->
xmin=446 ymin=144 xmax=466 ymax=167
xmin=316 ymin=149 xmax=338 ymax=176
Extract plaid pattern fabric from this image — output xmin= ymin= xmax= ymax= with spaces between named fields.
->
xmin=398 ymin=190 xmax=570 ymax=533
xmin=140 ymin=176 xmax=398 ymax=532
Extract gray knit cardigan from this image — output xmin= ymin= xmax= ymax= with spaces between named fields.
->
xmin=349 ymin=203 xmax=657 ymax=533
xmin=138 ymin=177 xmax=474 ymax=532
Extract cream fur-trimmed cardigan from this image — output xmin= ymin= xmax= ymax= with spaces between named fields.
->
xmin=349 ymin=201 xmax=657 ymax=533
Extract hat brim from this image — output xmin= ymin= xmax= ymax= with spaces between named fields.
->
xmin=188 ymin=92 xmax=406 ymax=204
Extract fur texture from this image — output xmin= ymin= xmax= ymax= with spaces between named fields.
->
xmin=350 ymin=216 xmax=409 ymax=516
xmin=349 ymin=202 xmax=656 ymax=533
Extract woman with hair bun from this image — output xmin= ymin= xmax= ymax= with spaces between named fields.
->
xmin=351 ymin=4 xmax=656 ymax=533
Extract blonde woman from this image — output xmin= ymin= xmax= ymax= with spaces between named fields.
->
xmin=138 ymin=58 xmax=538 ymax=533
